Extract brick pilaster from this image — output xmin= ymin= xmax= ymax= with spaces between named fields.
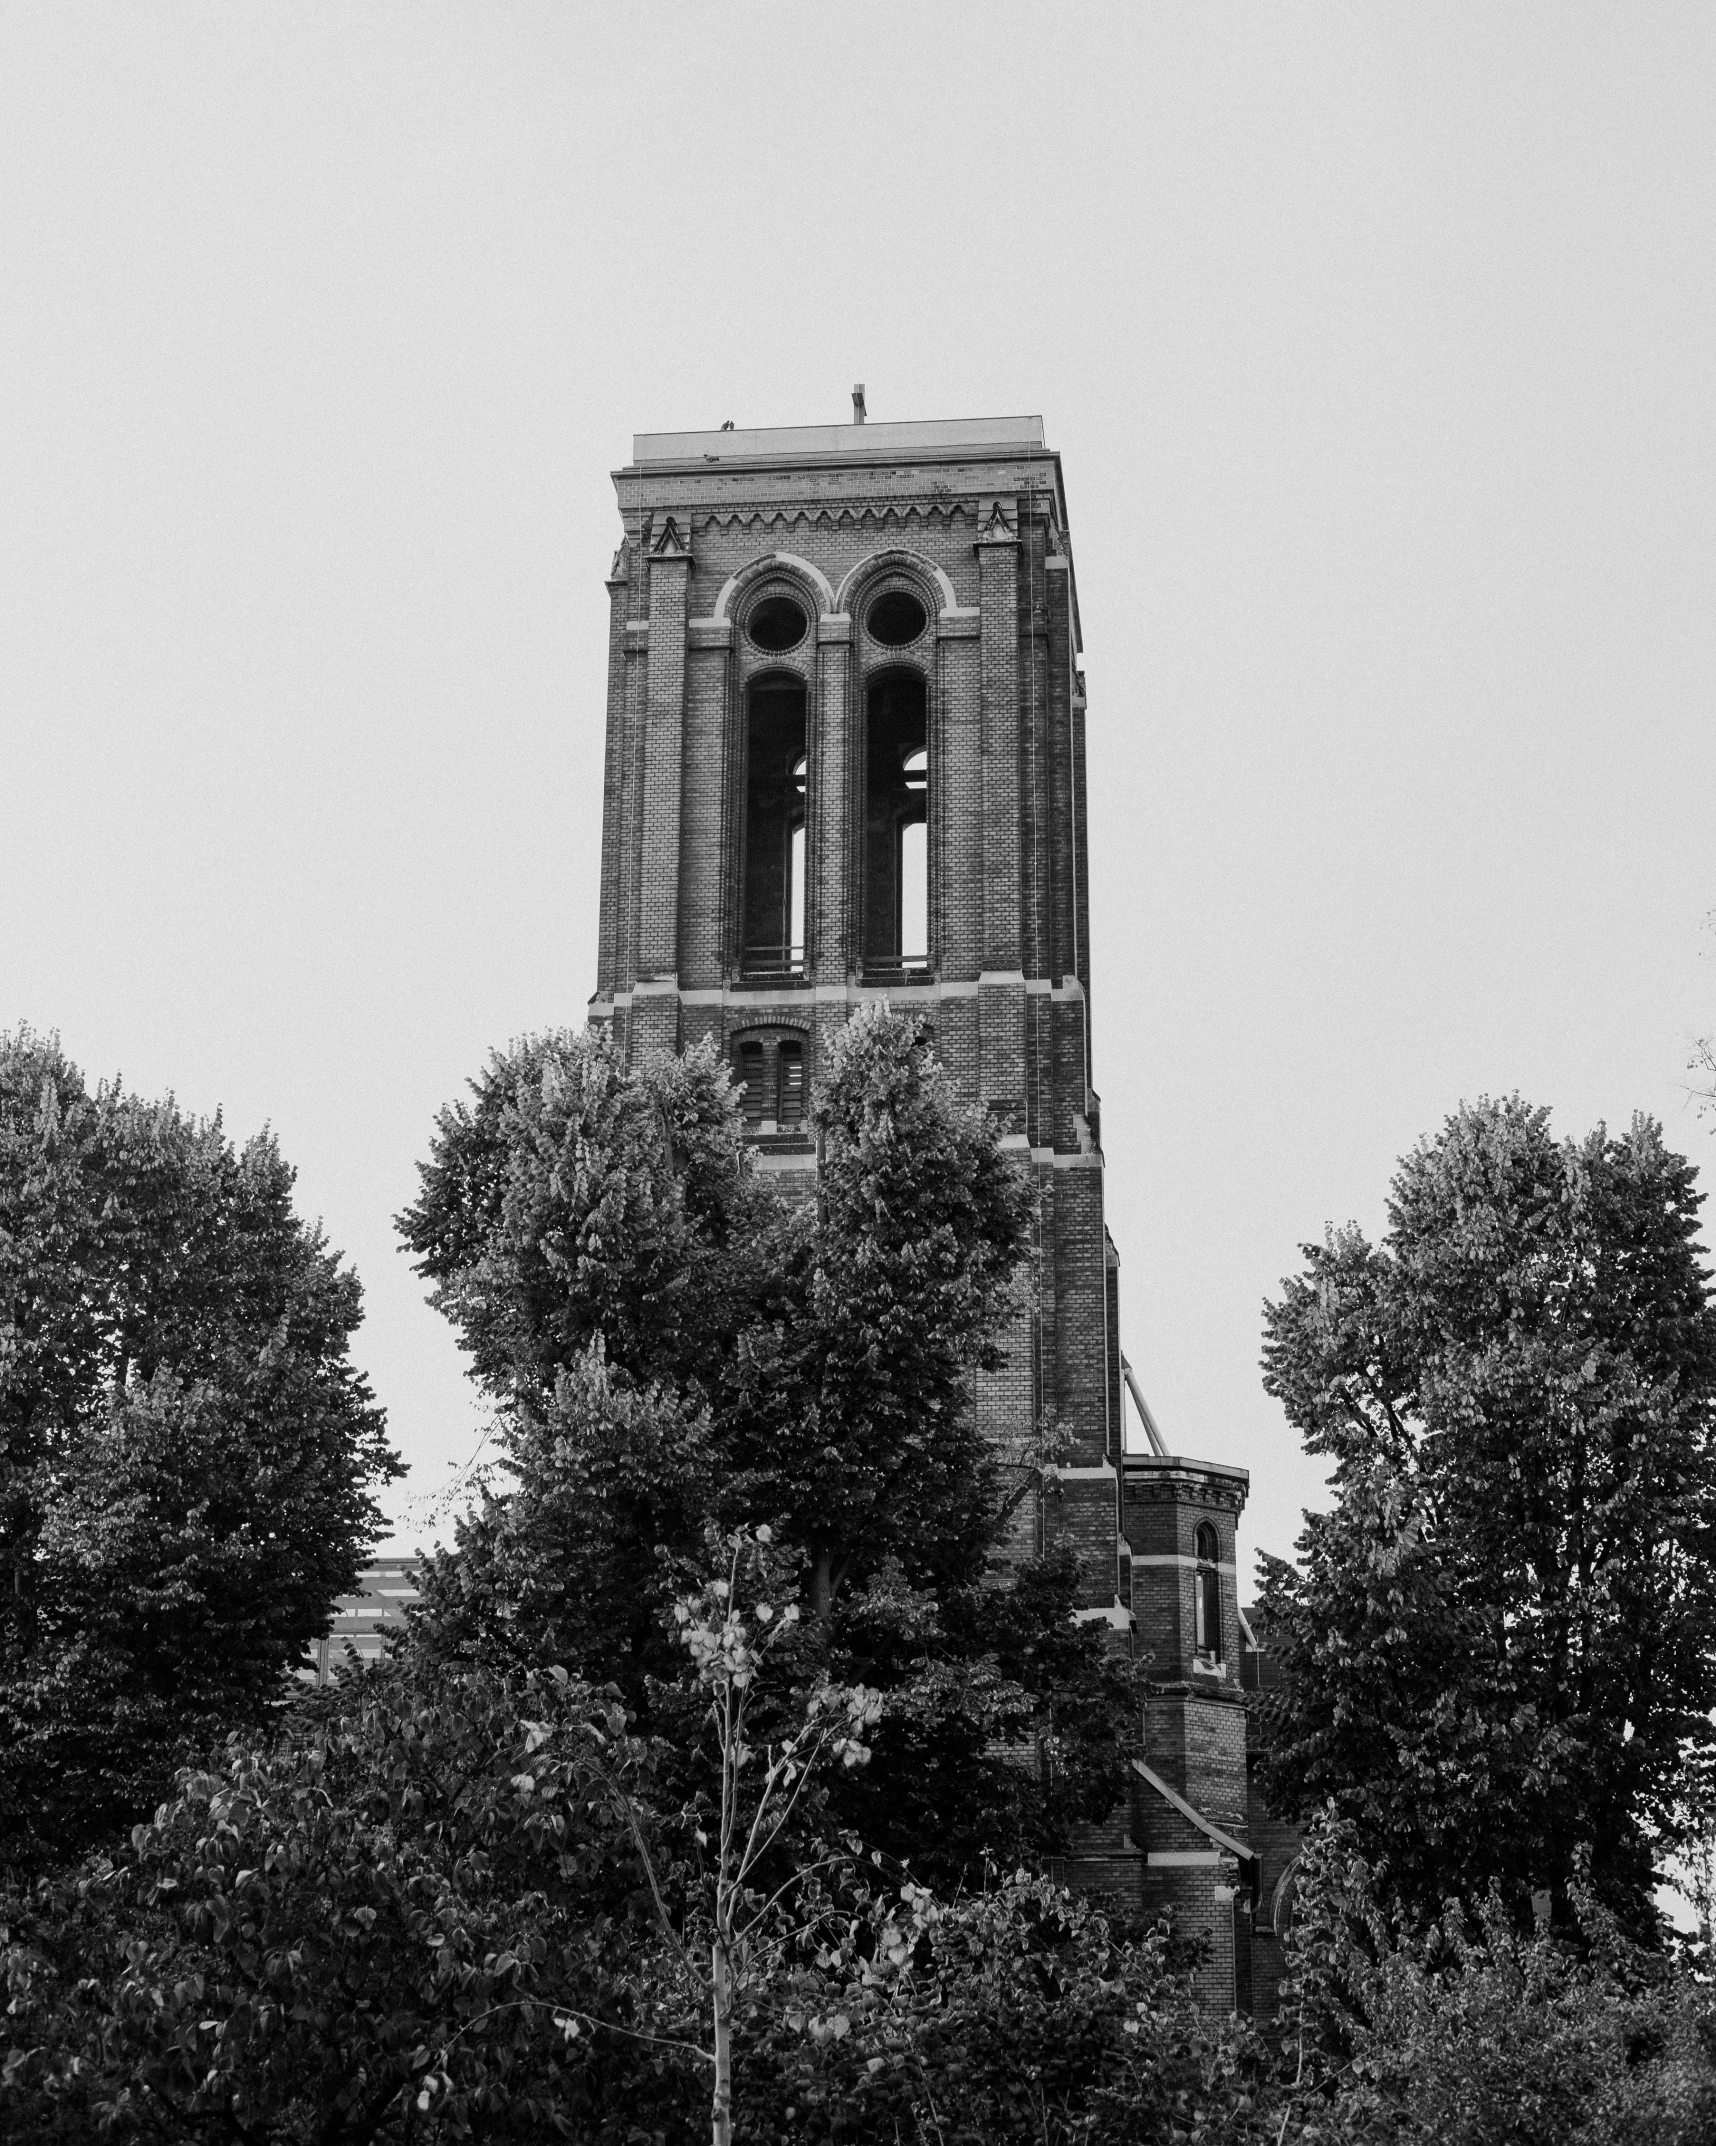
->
xmin=595 ymin=552 xmax=630 ymax=1000
xmin=813 ymin=615 xmax=852 ymax=984
xmin=639 ymin=528 xmax=691 ymax=987
xmin=977 ymin=501 xmax=1024 ymax=1120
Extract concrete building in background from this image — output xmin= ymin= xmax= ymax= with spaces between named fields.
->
xmin=303 ymin=1556 xmax=420 ymax=1684
xmin=577 ymin=397 xmax=1297 ymax=2013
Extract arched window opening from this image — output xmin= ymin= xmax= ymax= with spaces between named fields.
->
xmin=742 ymin=681 xmax=807 ymax=978
xmin=864 ymin=672 xmax=930 ymax=981
xmin=1194 ymin=1520 xmax=1222 ymax=1662
xmin=729 ymin=1029 xmax=809 ymax=1142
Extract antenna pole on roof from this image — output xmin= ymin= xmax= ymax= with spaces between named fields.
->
xmin=852 ymin=383 xmax=866 ymax=425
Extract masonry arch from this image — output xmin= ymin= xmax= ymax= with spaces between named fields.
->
xmin=834 ymin=546 xmax=959 ymax=622
xmin=712 ymin=550 xmax=835 ymax=626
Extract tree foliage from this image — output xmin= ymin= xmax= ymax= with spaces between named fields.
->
xmin=726 ymin=1869 xmax=1280 ymax=2146
xmin=0 ymin=1657 xmax=675 ymax=2142
xmin=0 ymin=1645 xmax=1277 ymax=2146
xmin=1256 ymin=1096 xmax=1716 ymax=1928
xmin=0 ymin=1029 xmax=399 ymax=1871
xmin=398 ymin=1008 xmax=1137 ymax=1878
xmin=1276 ymin=1813 xmax=1716 ymax=2145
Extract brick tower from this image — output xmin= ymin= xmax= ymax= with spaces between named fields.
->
xmin=586 ymin=403 xmax=1284 ymax=2009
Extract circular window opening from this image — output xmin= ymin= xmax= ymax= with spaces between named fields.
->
xmin=747 ymin=595 xmax=809 ymax=653
xmin=867 ymin=590 xmax=928 ymax=647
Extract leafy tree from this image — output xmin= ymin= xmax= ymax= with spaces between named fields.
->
xmin=731 ymin=1004 xmax=1034 ymax=1618
xmin=0 ymin=1652 xmax=1277 ymax=2145
xmin=0 ymin=1658 xmax=678 ymax=2143
xmin=0 ymin=1524 xmax=1247 ymax=2146
xmin=0 ymin=1028 xmax=399 ymax=1870
xmin=398 ymin=1009 xmax=1138 ymax=1879
xmin=1256 ymin=1097 xmax=1716 ymax=1929
xmin=736 ymin=1869 xmax=1281 ymax=2145
xmin=621 ymin=1522 xmax=880 ymax=2146
xmin=1275 ymin=1814 xmax=1716 ymax=2145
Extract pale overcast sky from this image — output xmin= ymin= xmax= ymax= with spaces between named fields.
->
xmin=4 ymin=6 xmax=1713 ymax=1585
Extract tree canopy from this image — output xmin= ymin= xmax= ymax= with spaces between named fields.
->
xmin=1255 ymin=1096 xmax=1716 ymax=1929
xmin=0 ymin=1644 xmax=1279 ymax=2145
xmin=0 ymin=1028 xmax=399 ymax=1870
xmin=397 ymin=1007 xmax=1137 ymax=1876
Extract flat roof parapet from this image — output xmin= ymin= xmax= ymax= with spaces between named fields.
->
xmin=629 ymin=413 xmax=1046 ymax=469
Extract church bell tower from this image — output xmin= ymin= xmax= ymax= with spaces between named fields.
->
xmin=589 ymin=404 xmax=1122 ymax=1605
xmin=585 ymin=402 xmax=1281 ymax=2007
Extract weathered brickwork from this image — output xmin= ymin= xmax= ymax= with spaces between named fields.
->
xmin=583 ymin=413 xmax=1295 ymax=2013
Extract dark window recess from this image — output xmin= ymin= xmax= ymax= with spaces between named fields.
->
xmin=1194 ymin=1521 xmax=1222 ymax=1660
xmin=863 ymin=671 xmax=930 ymax=979
xmin=736 ymin=1041 xmax=765 ymax=1127
xmin=730 ymin=1030 xmax=809 ymax=1139
xmin=747 ymin=595 xmax=809 ymax=652
xmin=742 ymin=683 xmax=807 ymax=977
xmin=867 ymin=589 xmax=928 ymax=647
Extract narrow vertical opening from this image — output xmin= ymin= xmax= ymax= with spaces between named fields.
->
xmin=789 ymin=808 xmax=806 ymax=963
xmin=1194 ymin=1520 xmax=1222 ymax=1662
xmin=778 ymin=1040 xmax=804 ymax=1131
xmin=863 ymin=669 xmax=929 ymax=978
xmin=899 ymin=819 xmax=927 ymax=961
xmin=899 ymin=746 xmax=928 ymax=960
xmin=742 ymin=681 xmax=808 ymax=978
xmin=736 ymin=1041 xmax=765 ymax=1129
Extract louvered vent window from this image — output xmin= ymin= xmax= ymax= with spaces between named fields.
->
xmin=778 ymin=1040 xmax=805 ymax=1132
xmin=730 ymin=1030 xmax=811 ymax=1143
xmin=736 ymin=1041 xmax=765 ymax=1129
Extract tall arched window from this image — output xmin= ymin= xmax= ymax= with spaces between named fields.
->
xmin=863 ymin=670 xmax=929 ymax=979
xmin=742 ymin=679 xmax=807 ymax=978
xmin=1194 ymin=1520 xmax=1222 ymax=1663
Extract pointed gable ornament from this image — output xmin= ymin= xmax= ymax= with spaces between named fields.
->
xmin=976 ymin=496 xmax=1018 ymax=546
